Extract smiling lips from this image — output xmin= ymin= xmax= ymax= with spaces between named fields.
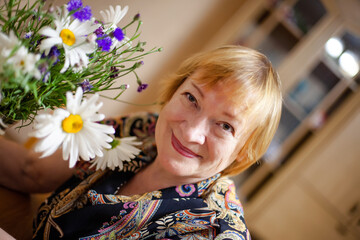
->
xmin=171 ymin=133 xmax=199 ymax=158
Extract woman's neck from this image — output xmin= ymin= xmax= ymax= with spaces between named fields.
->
xmin=116 ymin=162 xmax=180 ymax=196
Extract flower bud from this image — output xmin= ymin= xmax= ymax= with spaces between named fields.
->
xmin=133 ymin=13 xmax=140 ymax=21
xmin=120 ymin=84 xmax=129 ymax=90
xmin=135 ymin=61 xmax=144 ymax=68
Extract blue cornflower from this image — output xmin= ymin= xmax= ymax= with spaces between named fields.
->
xmin=48 ymin=46 xmax=60 ymax=64
xmin=137 ymin=83 xmax=148 ymax=92
xmin=113 ymin=28 xmax=125 ymax=41
xmin=80 ymin=79 xmax=93 ymax=92
xmin=40 ymin=46 xmax=60 ymax=65
xmin=73 ymin=5 xmax=92 ymax=22
xmin=67 ymin=0 xmax=83 ymax=12
xmin=96 ymin=34 xmax=112 ymax=52
xmin=67 ymin=0 xmax=92 ymax=22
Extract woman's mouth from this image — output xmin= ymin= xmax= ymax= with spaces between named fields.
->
xmin=171 ymin=132 xmax=199 ymax=158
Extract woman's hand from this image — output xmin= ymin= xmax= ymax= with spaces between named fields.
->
xmin=0 ymin=136 xmax=75 ymax=193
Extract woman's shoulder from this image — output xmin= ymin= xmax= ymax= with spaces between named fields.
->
xmin=103 ymin=111 xmax=158 ymax=139
xmin=204 ymin=176 xmax=251 ymax=238
xmin=206 ymin=177 xmax=245 ymax=216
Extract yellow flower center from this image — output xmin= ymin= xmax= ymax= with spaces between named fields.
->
xmin=62 ymin=114 xmax=83 ymax=133
xmin=60 ymin=29 xmax=76 ymax=46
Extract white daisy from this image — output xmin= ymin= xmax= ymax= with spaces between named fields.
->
xmin=0 ymin=31 xmax=21 ymax=72
xmin=30 ymin=87 xmax=115 ymax=168
xmin=0 ymin=31 xmax=41 ymax=79
xmin=100 ymin=5 xmax=128 ymax=31
xmin=0 ymin=31 xmax=20 ymax=55
xmin=39 ymin=6 xmax=99 ymax=73
xmin=100 ymin=5 xmax=131 ymax=52
xmin=6 ymin=46 xmax=41 ymax=79
xmin=90 ymin=136 xmax=142 ymax=171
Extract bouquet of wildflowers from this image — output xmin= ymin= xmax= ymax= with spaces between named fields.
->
xmin=0 ymin=0 xmax=161 ymax=169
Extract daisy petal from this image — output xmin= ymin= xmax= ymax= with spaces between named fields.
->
xmin=32 ymin=87 xmax=121 ymax=169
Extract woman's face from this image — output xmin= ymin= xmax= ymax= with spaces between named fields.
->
xmin=154 ymin=71 xmax=249 ymax=182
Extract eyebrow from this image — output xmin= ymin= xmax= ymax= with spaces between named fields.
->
xmin=192 ymin=81 xmax=242 ymax=124
xmin=223 ymin=111 xmax=236 ymax=119
xmin=191 ymin=82 xmax=204 ymax=98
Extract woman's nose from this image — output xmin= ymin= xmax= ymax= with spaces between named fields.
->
xmin=180 ymin=117 xmax=207 ymax=145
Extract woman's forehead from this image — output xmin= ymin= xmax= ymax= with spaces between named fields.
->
xmin=184 ymin=76 xmax=251 ymax=115
xmin=189 ymin=72 xmax=252 ymax=107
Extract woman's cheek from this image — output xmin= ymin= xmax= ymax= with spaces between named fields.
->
xmin=168 ymin=100 xmax=190 ymax=120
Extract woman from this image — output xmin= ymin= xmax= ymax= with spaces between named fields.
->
xmin=1 ymin=45 xmax=282 ymax=239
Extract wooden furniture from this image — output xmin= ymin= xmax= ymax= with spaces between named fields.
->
xmin=246 ymin=90 xmax=360 ymax=239
xmin=0 ymin=187 xmax=49 ymax=239
xmin=205 ymin=0 xmax=360 ymax=238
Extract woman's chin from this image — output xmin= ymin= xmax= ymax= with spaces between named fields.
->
xmin=159 ymin=156 xmax=196 ymax=177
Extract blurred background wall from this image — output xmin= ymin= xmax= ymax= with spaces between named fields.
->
xmin=2 ymin=0 xmax=360 ymax=239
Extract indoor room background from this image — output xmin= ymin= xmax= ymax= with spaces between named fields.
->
xmin=1 ymin=0 xmax=359 ymax=239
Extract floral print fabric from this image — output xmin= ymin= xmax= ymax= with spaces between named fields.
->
xmin=33 ymin=112 xmax=250 ymax=239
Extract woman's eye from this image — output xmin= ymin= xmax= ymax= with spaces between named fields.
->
xmin=219 ymin=122 xmax=234 ymax=134
xmin=185 ymin=92 xmax=197 ymax=105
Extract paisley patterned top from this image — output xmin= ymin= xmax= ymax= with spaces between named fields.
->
xmin=32 ymin=112 xmax=251 ymax=240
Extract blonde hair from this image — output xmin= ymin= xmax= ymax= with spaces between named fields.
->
xmin=158 ymin=45 xmax=282 ymax=176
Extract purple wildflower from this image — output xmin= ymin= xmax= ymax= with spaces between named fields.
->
xmin=67 ymin=0 xmax=83 ymax=12
xmin=40 ymin=46 xmax=60 ymax=66
xmin=133 ymin=13 xmax=140 ymax=21
xmin=42 ymin=72 xmax=50 ymax=83
xmin=38 ymin=62 xmax=48 ymax=74
xmin=135 ymin=61 xmax=144 ymax=68
xmin=110 ymin=66 xmax=119 ymax=79
xmin=48 ymin=46 xmax=60 ymax=64
xmin=38 ymin=62 xmax=50 ymax=83
xmin=137 ymin=83 xmax=148 ymax=92
xmin=25 ymin=32 xmax=33 ymax=39
xmin=32 ymin=9 xmax=41 ymax=21
xmin=72 ymin=5 xmax=92 ymax=22
xmin=80 ymin=79 xmax=93 ymax=92
xmin=96 ymin=34 xmax=112 ymax=52
xmin=113 ymin=28 xmax=125 ymax=41
xmin=120 ymin=84 xmax=129 ymax=90
xmin=94 ymin=27 xmax=104 ymax=36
